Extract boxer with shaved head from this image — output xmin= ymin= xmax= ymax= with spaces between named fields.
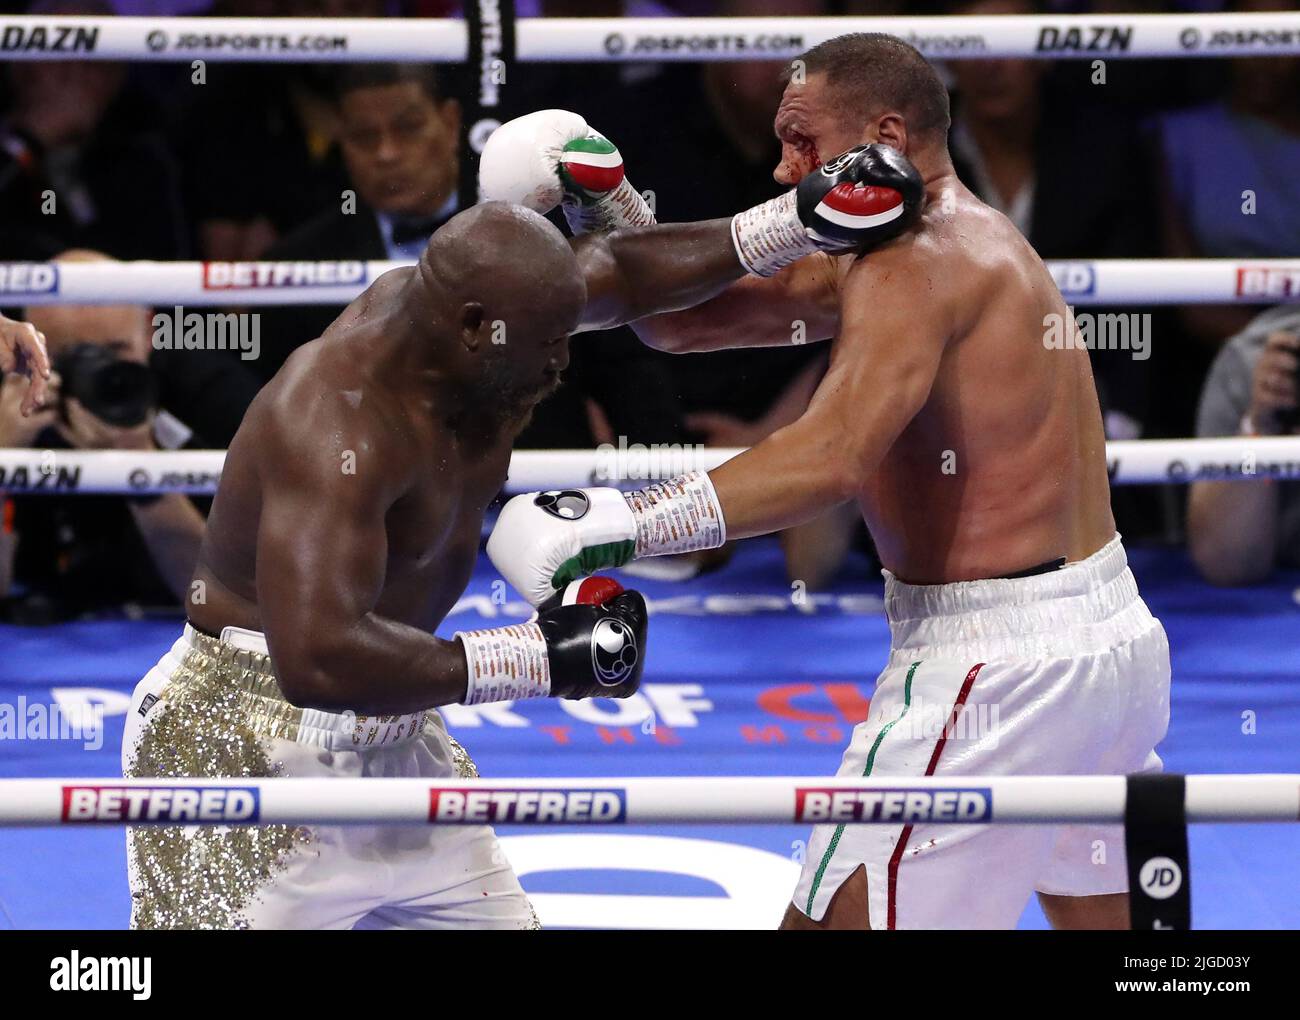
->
xmin=122 ymin=203 xmax=650 ymax=930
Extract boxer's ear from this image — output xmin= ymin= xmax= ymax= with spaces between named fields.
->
xmin=870 ymin=113 xmax=908 ymax=158
xmin=459 ymin=302 xmax=485 ymax=351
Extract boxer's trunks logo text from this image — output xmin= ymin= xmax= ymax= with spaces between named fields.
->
xmin=0 ymin=262 xmax=58 ymax=295
xmin=61 ymin=785 xmax=260 ymax=823
xmin=795 ymin=787 xmax=993 ymax=823
xmin=429 ymin=787 xmax=627 ymax=823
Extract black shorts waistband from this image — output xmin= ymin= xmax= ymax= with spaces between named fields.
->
xmin=996 ymin=557 xmax=1067 ymax=580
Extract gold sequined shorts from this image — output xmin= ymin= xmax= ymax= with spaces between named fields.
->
xmin=120 ymin=624 xmax=537 ymax=930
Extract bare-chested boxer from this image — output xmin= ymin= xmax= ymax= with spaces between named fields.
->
xmin=121 ymin=204 xmax=660 ymax=930
xmin=482 ymin=33 xmax=1171 ymax=930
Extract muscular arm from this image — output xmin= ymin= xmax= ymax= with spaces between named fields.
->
xmin=632 ymin=254 xmax=841 ymax=354
xmin=254 ymin=409 xmax=468 ymax=715
xmin=572 ymin=219 xmax=744 ymax=333
xmin=708 ymin=245 xmax=949 ymax=539
xmin=574 ymin=222 xmax=840 ymax=352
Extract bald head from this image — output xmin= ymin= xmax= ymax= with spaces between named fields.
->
xmin=413 ymin=203 xmax=585 ymax=427
xmin=25 ymin=250 xmax=153 ymax=364
xmin=419 ymin=202 xmax=585 ymax=336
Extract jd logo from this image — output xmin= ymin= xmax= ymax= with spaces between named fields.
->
xmin=1139 ymin=856 xmax=1183 ymax=899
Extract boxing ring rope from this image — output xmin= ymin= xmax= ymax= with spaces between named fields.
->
xmin=7 ymin=258 xmax=1299 ymax=307
xmin=2 ymin=12 xmax=1299 ymax=63
xmin=2 ymin=13 xmax=1292 ymax=937
xmin=3 ymin=437 xmax=1299 ymax=496
xmin=1 ymin=774 xmax=1296 ymax=827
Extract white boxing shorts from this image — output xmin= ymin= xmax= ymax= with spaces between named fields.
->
xmin=791 ymin=534 xmax=1171 ymax=929
xmin=121 ymin=624 xmax=537 ymax=930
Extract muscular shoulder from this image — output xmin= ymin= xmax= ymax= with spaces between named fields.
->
xmin=920 ymin=192 xmax=1047 ymax=320
xmin=243 ymin=342 xmax=418 ymax=500
xmin=838 ymin=189 xmax=1047 ymax=339
xmin=836 ymin=214 xmax=965 ymax=330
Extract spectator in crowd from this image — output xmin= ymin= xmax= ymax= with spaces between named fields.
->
xmin=176 ymin=0 xmax=386 ymax=260
xmin=0 ymin=0 xmax=189 ymax=261
xmin=604 ymin=0 xmax=869 ymax=586
xmin=606 ymin=0 xmax=832 ymax=436
xmin=254 ymin=62 xmax=686 ymax=452
xmin=251 ymin=63 xmax=463 ymax=379
xmin=1158 ymin=0 xmax=1300 ymax=350
xmin=944 ymin=0 xmax=1164 ymax=441
xmin=0 ymin=251 xmax=261 ymax=619
xmin=941 ymin=0 xmax=1180 ymax=539
xmin=2 ymin=0 xmax=1288 ymax=607
xmin=1187 ymin=307 xmax=1300 ymax=586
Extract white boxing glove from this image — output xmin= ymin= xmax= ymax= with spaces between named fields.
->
xmin=487 ymin=474 xmax=726 ymax=606
xmin=477 ymin=109 xmax=655 ymax=235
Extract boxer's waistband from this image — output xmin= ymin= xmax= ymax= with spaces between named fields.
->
xmin=170 ymin=622 xmax=429 ymax=750
xmin=995 ymin=556 xmax=1066 ymax=580
xmin=881 ymin=534 xmax=1155 ymax=661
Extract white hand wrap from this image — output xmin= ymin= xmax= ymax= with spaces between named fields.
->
xmin=456 ymin=622 xmax=551 ymax=704
xmin=730 ymin=191 xmax=821 ymax=277
xmin=624 ymin=471 xmax=726 ymax=558
xmin=563 ymin=177 xmax=657 ymax=235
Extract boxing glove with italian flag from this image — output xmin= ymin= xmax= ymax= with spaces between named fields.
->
xmin=477 ymin=109 xmax=656 ymax=234
xmin=479 ymin=111 xmax=923 ymax=272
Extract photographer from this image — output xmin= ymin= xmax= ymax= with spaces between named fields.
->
xmin=0 ymin=252 xmax=260 ymax=618
xmin=1188 ymin=307 xmax=1300 ymax=586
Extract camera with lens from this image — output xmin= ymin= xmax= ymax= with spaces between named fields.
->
xmin=53 ymin=343 xmax=158 ymax=428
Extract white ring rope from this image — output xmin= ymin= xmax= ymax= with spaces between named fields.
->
xmin=1 ymin=774 xmax=1295 ymax=827
xmin=6 ymin=258 xmax=1299 ymax=308
xmin=1 ymin=13 xmax=1298 ymax=62
xmin=2 ymin=438 xmax=1299 ymax=496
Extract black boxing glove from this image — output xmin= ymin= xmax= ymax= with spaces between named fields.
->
xmin=456 ymin=577 xmax=647 ymax=703
xmin=731 ymin=143 xmax=924 ymax=276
